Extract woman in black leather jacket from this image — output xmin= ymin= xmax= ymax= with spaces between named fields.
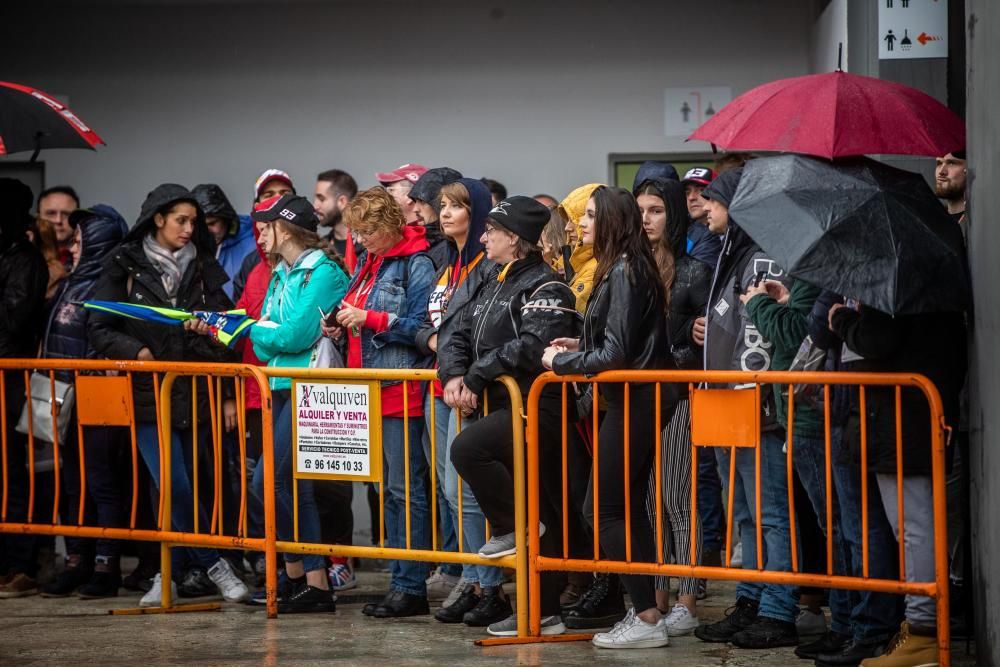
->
xmin=448 ymin=196 xmax=580 ymax=637
xmin=543 ymin=186 xmax=676 ymax=649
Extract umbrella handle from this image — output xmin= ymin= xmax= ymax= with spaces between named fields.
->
xmin=29 ymin=132 xmax=43 ymax=162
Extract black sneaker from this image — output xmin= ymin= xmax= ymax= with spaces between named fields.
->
xmin=462 ymin=587 xmax=513 ymax=627
xmin=77 ymin=570 xmax=122 ymax=599
xmin=731 ymin=617 xmax=799 ymax=649
xmin=372 ymin=590 xmax=429 ymax=618
xmin=563 ymin=573 xmax=627 ymax=630
xmin=277 ymin=584 xmax=336 ymax=614
xmin=40 ymin=566 xmax=92 ymax=598
xmin=122 ymin=559 xmax=159 ymax=593
xmin=694 ymin=596 xmax=760 ymax=643
xmin=815 ymin=638 xmax=886 ymax=666
xmin=434 ymin=585 xmax=480 ymax=624
xmin=795 ymin=630 xmax=851 ymax=660
xmin=177 ymin=567 xmax=218 ymax=598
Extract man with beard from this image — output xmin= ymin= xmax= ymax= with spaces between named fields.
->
xmin=935 ymin=151 xmax=967 ymax=235
xmin=313 ymin=169 xmax=358 ymax=255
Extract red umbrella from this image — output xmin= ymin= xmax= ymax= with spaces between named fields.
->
xmin=688 ymin=70 xmax=965 ymax=159
xmin=0 ymin=81 xmax=105 ymax=157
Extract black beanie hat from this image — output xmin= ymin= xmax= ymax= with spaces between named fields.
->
xmin=409 ymin=167 xmax=463 ymax=204
xmin=252 ymin=193 xmax=318 ymax=232
xmin=487 ymin=196 xmax=550 ymax=244
xmin=701 ymin=167 xmax=744 ymax=208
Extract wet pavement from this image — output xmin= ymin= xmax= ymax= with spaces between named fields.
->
xmin=0 ymin=569 xmax=977 ymax=665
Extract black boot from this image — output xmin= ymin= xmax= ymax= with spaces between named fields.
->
xmin=731 ymin=617 xmax=799 ymax=649
xmin=77 ymin=556 xmax=121 ymax=599
xmin=122 ymin=557 xmax=158 ymax=593
xmin=815 ymin=638 xmax=887 ymax=666
xmin=371 ymin=590 xmax=429 ymax=618
xmin=462 ymin=587 xmax=513 ymax=627
xmin=563 ymin=573 xmax=627 ymax=630
xmin=796 ymin=630 xmax=851 ymax=659
xmin=434 ymin=584 xmax=480 ymax=623
xmin=39 ymin=557 xmax=93 ymax=598
xmin=694 ymin=596 xmax=759 ymax=643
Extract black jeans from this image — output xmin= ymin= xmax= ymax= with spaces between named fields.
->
xmin=82 ymin=427 xmax=131 ymax=560
xmin=60 ymin=422 xmax=97 ymax=560
xmin=582 ymin=384 xmax=667 ymax=614
xmin=1 ymin=371 xmax=37 ymax=576
xmin=451 ymin=404 xmax=567 ymax=616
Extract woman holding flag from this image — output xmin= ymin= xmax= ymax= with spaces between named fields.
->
xmin=88 ymin=184 xmax=250 ymax=606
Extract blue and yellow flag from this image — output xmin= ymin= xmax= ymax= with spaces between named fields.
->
xmin=82 ymin=300 xmax=255 ymax=348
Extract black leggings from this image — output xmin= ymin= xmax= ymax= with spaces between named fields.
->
xmin=583 ymin=385 xmax=662 ymax=614
xmin=451 ymin=405 xmax=566 ymax=616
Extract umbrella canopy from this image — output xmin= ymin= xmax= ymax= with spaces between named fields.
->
xmin=689 ymin=70 xmax=965 ymax=159
xmin=728 ymin=154 xmax=969 ymax=315
xmin=0 ymin=81 xmax=105 ymax=156
xmin=82 ymin=301 xmax=255 ymax=347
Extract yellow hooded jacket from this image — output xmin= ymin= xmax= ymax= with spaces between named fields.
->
xmin=558 ymin=183 xmax=604 ymax=313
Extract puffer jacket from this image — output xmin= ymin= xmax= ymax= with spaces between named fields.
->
xmin=552 ymin=256 xmax=670 ymax=377
xmin=558 ymin=183 xmax=603 ymax=312
xmin=251 ymin=248 xmax=349 ymax=391
xmin=193 ymin=184 xmax=256 ymax=298
xmin=446 ymin=254 xmax=579 ymax=407
xmin=43 ymin=205 xmax=128 ymax=375
xmin=88 ymin=185 xmax=236 ymax=427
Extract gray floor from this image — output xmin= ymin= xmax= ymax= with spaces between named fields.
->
xmin=0 ymin=570 xmax=977 ymax=666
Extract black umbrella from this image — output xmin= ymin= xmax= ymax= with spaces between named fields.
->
xmin=0 ymin=81 xmax=105 ymax=159
xmin=728 ymin=154 xmax=968 ymax=315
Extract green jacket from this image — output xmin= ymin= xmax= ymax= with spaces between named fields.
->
xmin=744 ymin=280 xmax=823 ymax=438
xmin=250 ymin=249 xmax=349 ymax=391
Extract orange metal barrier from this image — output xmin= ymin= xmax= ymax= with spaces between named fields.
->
xmin=517 ymin=369 xmax=951 ymax=665
xmin=258 ymin=367 xmax=529 ymax=636
xmin=0 ymin=360 xmax=277 ymax=618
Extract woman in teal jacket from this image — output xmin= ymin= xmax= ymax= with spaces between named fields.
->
xmin=248 ymin=194 xmax=349 ymax=612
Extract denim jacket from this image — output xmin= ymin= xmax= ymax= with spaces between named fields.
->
xmin=347 ymin=248 xmax=435 ymax=385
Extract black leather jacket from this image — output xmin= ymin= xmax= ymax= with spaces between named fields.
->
xmin=445 ymin=254 xmax=579 ymax=406
xmin=552 ymin=256 xmax=669 ymax=377
xmin=668 ymin=254 xmax=714 ymax=370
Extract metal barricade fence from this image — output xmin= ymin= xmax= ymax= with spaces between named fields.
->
xmin=258 ymin=368 xmax=529 ymax=636
xmin=515 ymin=369 xmax=951 ymax=666
xmin=0 ymin=360 xmax=278 ymax=617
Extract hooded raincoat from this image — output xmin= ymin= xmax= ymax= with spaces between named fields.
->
xmin=193 ymin=184 xmax=256 ymax=298
xmin=558 ymin=183 xmax=603 ymax=313
xmin=88 ymin=184 xmax=236 ymax=427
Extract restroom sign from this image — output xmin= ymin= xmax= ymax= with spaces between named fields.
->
xmin=879 ymin=0 xmax=948 ymax=60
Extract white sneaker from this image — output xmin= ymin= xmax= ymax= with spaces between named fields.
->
xmin=730 ymin=542 xmax=743 ymax=567
xmin=426 ymin=568 xmax=461 ymax=602
xmin=592 ymin=608 xmax=670 ymax=649
xmin=662 ymin=603 xmax=699 ymax=636
xmin=796 ymin=607 xmax=828 ymax=637
xmin=139 ymin=573 xmax=178 ymax=608
xmin=207 ymin=559 xmax=250 ymax=602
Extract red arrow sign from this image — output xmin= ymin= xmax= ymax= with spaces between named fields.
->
xmin=917 ymin=32 xmax=943 ymax=45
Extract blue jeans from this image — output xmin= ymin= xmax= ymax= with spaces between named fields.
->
xmin=382 ymin=415 xmax=431 ymax=595
xmin=792 ymin=434 xmax=852 ymax=636
xmin=831 ymin=428 xmax=903 ymax=643
xmin=251 ymin=391 xmax=324 ymax=573
xmin=135 ymin=423 xmax=220 ymax=577
xmin=697 ymin=446 xmax=726 ymax=553
xmin=446 ymin=410 xmax=503 ymax=588
xmin=423 ymin=391 xmax=461 ymax=578
xmin=717 ymin=430 xmax=799 ymax=623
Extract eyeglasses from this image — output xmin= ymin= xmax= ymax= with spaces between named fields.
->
xmin=355 ymin=228 xmax=383 ymax=239
xmin=484 ymin=225 xmax=501 ymax=236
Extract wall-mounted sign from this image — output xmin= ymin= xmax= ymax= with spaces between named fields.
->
xmin=665 ymin=86 xmax=732 ymax=138
xmin=879 ymin=0 xmax=948 ymax=60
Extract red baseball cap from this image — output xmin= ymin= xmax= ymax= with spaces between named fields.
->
xmin=375 ymin=163 xmax=428 ymax=185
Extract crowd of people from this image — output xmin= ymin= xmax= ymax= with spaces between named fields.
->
xmin=0 ymin=150 xmax=970 ymax=666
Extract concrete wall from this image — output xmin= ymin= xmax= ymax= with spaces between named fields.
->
xmin=809 ymin=0 xmax=848 ymax=73
xmin=2 ymin=0 xmax=811 ymax=221
xmin=966 ymin=2 xmax=1000 ymax=664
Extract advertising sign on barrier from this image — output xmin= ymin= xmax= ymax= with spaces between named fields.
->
xmin=291 ymin=380 xmax=382 ymax=482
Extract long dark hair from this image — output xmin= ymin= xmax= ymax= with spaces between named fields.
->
xmin=636 ymin=179 xmax=686 ymax=299
xmin=591 ymin=186 xmax=665 ymax=307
